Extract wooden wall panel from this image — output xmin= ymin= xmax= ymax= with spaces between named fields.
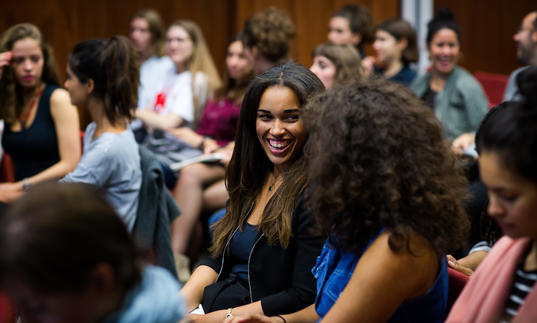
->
xmin=434 ymin=0 xmax=535 ymax=75
xmin=234 ymin=0 xmax=399 ymax=68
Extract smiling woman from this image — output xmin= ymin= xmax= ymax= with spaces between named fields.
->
xmin=410 ymin=8 xmax=489 ymax=141
xmin=179 ymin=62 xmax=325 ymax=323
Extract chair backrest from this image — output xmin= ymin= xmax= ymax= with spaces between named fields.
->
xmin=0 ymin=154 xmax=14 ymax=183
xmin=0 ymin=291 xmax=17 ymax=323
xmin=447 ymin=267 xmax=470 ymax=313
xmin=474 ymin=71 xmax=509 ymax=108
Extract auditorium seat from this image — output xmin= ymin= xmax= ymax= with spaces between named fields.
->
xmin=474 ymin=71 xmax=509 ymax=108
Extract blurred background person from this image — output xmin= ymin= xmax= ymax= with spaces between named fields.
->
xmin=0 ymin=23 xmax=80 ymax=203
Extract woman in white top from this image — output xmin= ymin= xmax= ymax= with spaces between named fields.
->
xmin=136 ymin=20 xmax=221 ymax=130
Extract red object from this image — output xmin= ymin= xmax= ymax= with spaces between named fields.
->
xmin=474 ymin=71 xmax=509 ymax=109
xmin=153 ymin=92 xmax=167 ymax=113
xmin=0 ymin=154 xmax=14 ymax=183
xmin=0 ymin=291 xmax=17 ymax=323
xmin=447 ymin=267 xmax=469 ymax=313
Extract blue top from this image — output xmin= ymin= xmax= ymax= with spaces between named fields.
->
xmin=61 ymin=122 xmax=141 ymax=231
xmin=230 ymin=222 xmax=259 ymax=282
xmin=2 ymin=84 xmax=60 ymax=181
xmin=103 ymin=265 xmax=185 ymax=323
xmin=312 ymin=235 xmax=448 ymax=322
xmin=374 ymin=65 xmax=417 ymax=86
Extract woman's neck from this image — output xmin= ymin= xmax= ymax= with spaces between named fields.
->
xmin=21 ymin=82 xmax=44 ymax=103
xmin=88 ymin=99 xmax=126 ymax=138
xmin=138 ymin=48 xmax=154 ymax=65
xmin=524 ymin=239 xmax=537 ymax=271
xmin=174 ymin=62 xmax=186 ymax=74
xmin=429 ymin=71 xmax=449 ymax=92
xmin=383 ymin=59 xmax=403 ymax=79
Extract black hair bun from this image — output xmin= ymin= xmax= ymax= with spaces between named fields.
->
xmin=436 ymin=7 xmax=455 ymax=21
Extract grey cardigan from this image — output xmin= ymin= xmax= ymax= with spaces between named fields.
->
xmin=410 ymin=66 xmax=489 ymax=141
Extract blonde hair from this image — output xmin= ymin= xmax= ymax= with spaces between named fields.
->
xmin=169 ymin=20 xmax=222 ymax=124
xmin=312 ymin=43 xmax=364 ymax=86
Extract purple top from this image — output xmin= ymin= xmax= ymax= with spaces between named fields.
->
xmin=196 ymin=98 xmax=241 ymax=146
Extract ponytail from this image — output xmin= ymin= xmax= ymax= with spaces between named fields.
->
xmin=100 ymin=36 xmax=139 ymax=123
xmin=68 ymin=36 xmax=139 ymax=124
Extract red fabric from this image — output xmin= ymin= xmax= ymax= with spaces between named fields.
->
xmin=447 ymin=267 xmax=469 ymax=312
xmin=474 ymin=71 xmax=509 ymax=108
xmin=0 ymin=154 xmax=14 ymax=183
xmin=0 ymin=291 xmax=17 ymax=323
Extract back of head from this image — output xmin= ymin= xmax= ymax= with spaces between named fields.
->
xmin=68 ymin=35 xmax=139 ymax=124
xmin=377 ymin=19 xmax=419 ymax=65
xmin=426 ymin=7 xmax=461 ymax=44
xmin=476 ymin=66 xmax=537 ymax=184
xmin=303 ymin=78 xmax=468 ymax=255
xmin=131 ymin=8 xmax=166 ymax=56
xmin=242 ymin=7 xmax=296 ymax=64
xmin=333 ymin=4 xmax=375 ymax=45
xmin=313 ymin=43 xmax=364 ymax=85
xmin=0 ymin=182 xmax=140 ymax=294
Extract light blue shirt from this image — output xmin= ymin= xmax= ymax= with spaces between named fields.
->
xmin=104 ymin=265 xmax=186 ymax=323
xmin=61 ymin=122 xmax=141 ymax=231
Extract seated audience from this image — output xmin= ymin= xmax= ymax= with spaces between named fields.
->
xmin=0 ymin=23 xmax=80 ymax=202
xmin=136 ymin=20 xmax=221 ymax=132
xmin=242 ymin=7 xmax=296 ymax=75
xmin=411 ymin=8 xmax=488 ymax=141
xmin=327 ymin=4 xmax=374 ymax=58
xmin=228 ymin=78 xmax=469 ymax=323
xmin=362 ymin=18 xmax=419 ymax=86
xmin=180 ymin=62 xmax=324 ymax=322
xmin=452 ymin=11 xmax=537 ymax=155
xmin=447 ymin=67 xmax=537 ymax=322
xmin=503 ymin=11 xmax=537 ymax=102
xmin=310 ymin=43 xmax=364 ymax=89
xmin=0 ymin=182 xmax=185 ymax=322
xmin=60 ymin=36 xmax=141 ymax=231
xmin=170 ymin=35 xmax=253 ymax=279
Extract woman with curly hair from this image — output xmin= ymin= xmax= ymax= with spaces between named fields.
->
xmin=227 ymin=78 xmax=469 ymax=323
xmin=180 ymin=62 xmax=324 ymax=322
xmin=242 ymin=7 xmax=296 ymax=75
xmin=309 ymin=43 xmax=364 ymax=89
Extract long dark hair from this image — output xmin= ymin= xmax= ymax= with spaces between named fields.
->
xmin=68 ymin=36 xmax=139 ymax=124
xmin=303 ymin=79 xmax=469 ymax=255
xmin=0 ymin=182 xmax=141 ymax=294
xmin=211 ymin=62 xmax=324 ymax=256
xmin=213 ymin=34 xmax=253 ymax=104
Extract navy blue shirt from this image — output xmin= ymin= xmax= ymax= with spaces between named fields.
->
xmin=374 ymin=65 xmax=417 ymax=86
xmin=230 ymin=223 xmax=259 ymax=282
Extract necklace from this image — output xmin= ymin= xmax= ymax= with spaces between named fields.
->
xmin=18 ymin=84 xmax=44 ymax=130
xmin=268 ymin=174 xmax=281 ymax=191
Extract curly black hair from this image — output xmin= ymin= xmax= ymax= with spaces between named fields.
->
xmin=303 ymin=78 xmax=469 ymax=255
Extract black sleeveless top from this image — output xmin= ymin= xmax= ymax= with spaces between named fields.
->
xmin=2 ymin=84 xmax=60 ymax=181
